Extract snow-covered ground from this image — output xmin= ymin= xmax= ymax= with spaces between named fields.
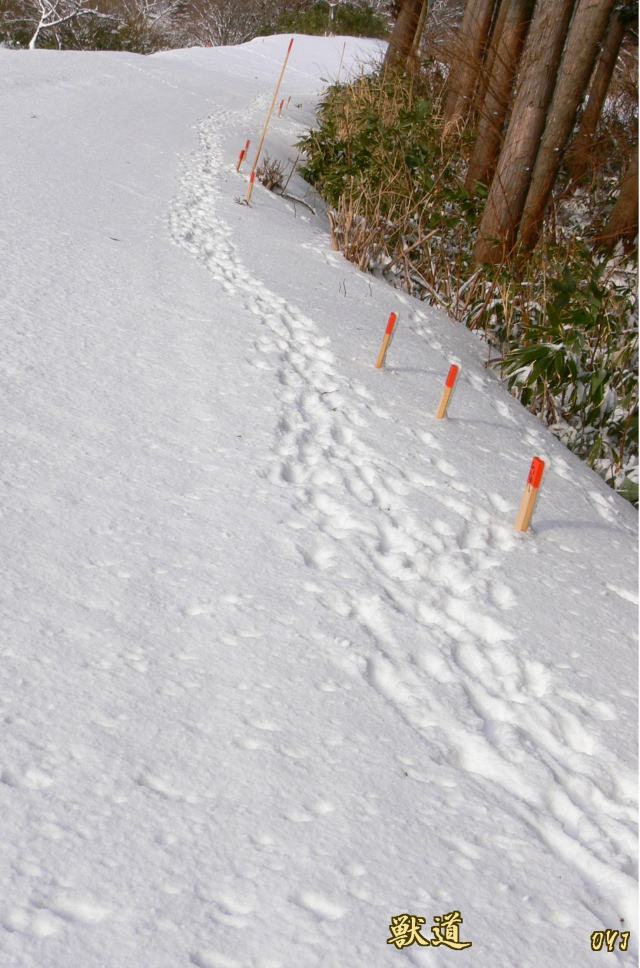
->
xmin=0 ymin=35 xmax=637 ymax=968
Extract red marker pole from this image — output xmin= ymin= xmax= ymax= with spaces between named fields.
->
xmin=236 ymin=139 xmax=250 ymax=172
xmin=435 ymin=363 xmax=460 ymax=419
xmin=515 ymin=457 xmax=545 ymax=532
xmin=246 ymin=38 xmax=295 ymax=204
xmin=375 ymin=312 xmax=398 ymax=369
xmin=278 ymin=98 xmax=285 ymax=117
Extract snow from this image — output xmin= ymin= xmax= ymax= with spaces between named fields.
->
xmin=0 ymin=33 xmax=638 ymax=968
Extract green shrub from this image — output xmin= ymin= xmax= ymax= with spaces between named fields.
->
xmin=498 ymin=260 xmax=637 ymax=493
xmin=298 ymin=68 xmax=638 ymax=500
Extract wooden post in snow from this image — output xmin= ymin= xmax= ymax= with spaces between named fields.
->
xmin=435 ymin=364 xmax=460 ymax=419
xmin=375 ymin=312 xmax=398 ymax=369
xmin=246 ymin=38 xmax=295 ymax=204
xmin=515 ymin=457 xmax=545 ymax=532
xmin=236 ymin=139 xmax=250 ymax=172
xmin=336 ymin=40 xmax=347 ymax=84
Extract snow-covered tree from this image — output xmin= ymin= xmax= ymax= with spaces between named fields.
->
xmin=2 ymin=0 xmax=116 ymax=48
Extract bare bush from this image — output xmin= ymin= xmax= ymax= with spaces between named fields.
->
xmin=257 ymin=154 xmax=285 ymax=191
xmin=175 ymin=0 xmax=298 ymax=48
xmin=177 ymin=0 xmax=260 ymax=47
xmin=0 ymin=0 xmax=184 ymax=48
xmin=1 ymin=0 xmax=116 ymax=48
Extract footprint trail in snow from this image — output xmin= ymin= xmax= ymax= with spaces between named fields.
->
xmin=170 ymin=109 xmax=637 ymax=932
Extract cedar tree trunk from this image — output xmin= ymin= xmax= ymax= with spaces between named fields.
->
xmin=384 ymin=0 xmax=426 ymax=68
xmin=519 ymin=0 xmax=616 ymax=249
xmin=443 ymin=0 xmax=498 ymax=124
xmin=599 ymin=149 xmax=638 ymax=250
xmin=474 ymin=0 xmax=575 ymax=264
xmin=567 ymin=8 xmax=626 ymax=180
xmin=466 ymin=0 xmax=532 ymax=191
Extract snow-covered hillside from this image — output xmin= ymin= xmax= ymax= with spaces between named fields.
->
xmin=0 ymin=35 xmax=637 ymax=968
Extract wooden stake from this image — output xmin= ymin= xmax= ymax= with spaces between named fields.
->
xmin=236 ymin=139 xmax=250 ymax=172
xmin=278 ymin=98 xmax=285 ymax=116
xmin=246 ymin=38 xmax=294 ymax=204
xmin=336 ymin=40 xmax=346 ymax=84
xmin=435 ymin=363 xmax=460 ymax=419
xmin=287 ymin=95 xmax=291 ymax=108
xmin=514 ymin=456 xmax=545 ymax=532
xmin=375 ymin=312 xmax=398 ymax=369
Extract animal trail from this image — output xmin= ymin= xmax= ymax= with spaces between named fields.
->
xmin=169 ymin=109 xmax=636 ymax=921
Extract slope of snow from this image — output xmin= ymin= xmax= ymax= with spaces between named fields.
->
xmin=0 ymin=35 xmax=637 ymax=968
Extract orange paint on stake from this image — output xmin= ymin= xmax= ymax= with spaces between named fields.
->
xmin=375 ymin=312 xmax=398 ymax=369
xmin=435 ymin=363 xmax=460 ymax=419
xmin=236 ymin=139 xmax=250 ymax=172
xmin=514 ymin=456 xmax=545 ymax=532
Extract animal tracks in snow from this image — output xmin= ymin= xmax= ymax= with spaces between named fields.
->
xmin=170 ymin=108 xmax=637 ymax=934
xmin=294 ymin=890 xmax=345 ymax=922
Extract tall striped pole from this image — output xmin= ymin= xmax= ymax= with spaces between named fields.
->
xmin=246 ymin=38 xmax=295 ymax=204
xmin=336 ymin=40 xmax=347 ymax=84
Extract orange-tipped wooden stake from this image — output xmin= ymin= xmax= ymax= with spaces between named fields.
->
xmin=435 ymin=363 xmax=460 ymax=419
xmin=246 ymin=38 xmax=295 ymax=204
xmin=375 ymin=312 xmax=398 ymax=369
xmin=515 ymin=456 xmax=545 ymax=532
xmin=236 ymin=138 xmax=250 ymax=172
xmin=278 ymin=98 xmax=285 ymax=116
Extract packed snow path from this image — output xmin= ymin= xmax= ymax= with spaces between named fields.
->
xmin=1 ymin=36 xmax=637 ymax=968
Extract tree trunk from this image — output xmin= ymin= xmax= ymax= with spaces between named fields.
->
xmin=471 ymin=0 xmax=508 ymax=118
xmin=443 ymin=0 xmax=498 ymax=124
xmin=598 ymin=149 xmax=638 ymax=250
xmin=474 ymin=0 xmax=576 ymax=265
xmin=410 ymin=0 xmax=430 ymax=59
xmin=519 ymin=0 xmax=616 ymax=249
xmin=567 ymin=8 xmax=626 ymax=181
xmin=384 ymin=0 xmax=426 ymax=68
xmin=465 ymin=0 xmax=532 ymax=192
